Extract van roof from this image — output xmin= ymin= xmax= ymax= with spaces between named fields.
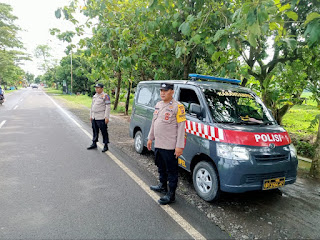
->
xmin=138 ymin=80 xmax=253 ymax=93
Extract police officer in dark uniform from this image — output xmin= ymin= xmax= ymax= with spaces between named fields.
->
xmin=147 ymin=83 xmax=186 ymax=205
xmin=87 ymin=83 xmax=111 ymax=152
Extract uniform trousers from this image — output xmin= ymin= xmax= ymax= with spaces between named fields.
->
xmin=92 ymin=119 xmax=109 ymax=144
xmin=155 ymin=148 xmax=178 ymax=191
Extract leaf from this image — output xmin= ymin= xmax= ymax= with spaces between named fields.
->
xmin=211 ymin=51 xmax=223 ymax=62
xmin=305 ymin=12 xmax=320 ymax=25
xmin=149 ymin=0 xmax=158 ymax=9
xmin=246 ymin=10 xmax=256 ymax=26
xmin=248 ymin=33 xmax=257 ymax=48
xmin=285 ymin=11 xmax=298 ymax=21
xmin=175 ymin=46 xmax=182 ymax=58
xmin=248 ymin=23 xmax=261 ymax=36
xmin=55 ymin=9 xmax=61 ymax=19
xmin=269 ymin=22 xmax=278 ymax=31
xmin=279 ymin=3 xmax=291 ymax=12
xmin=191 ymin=34 xmax=201 ymax=44
xmin=179 ymin=22 xmax=191 ymax=36
xmin=258 ymin=6 xmax=268 ymax=24
xmin=213 ymin=29 xmax=226 ymax=42
xmin=304 ymin=19 xmax=320 ymax=47
xmin=172 ymin=21 xmax=179 ymax=28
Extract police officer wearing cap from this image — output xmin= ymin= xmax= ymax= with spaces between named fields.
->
xmin=147 ymin=83 xmax=186 ymax=205
xmin=87 ymin=83 xmax=111 ymax=152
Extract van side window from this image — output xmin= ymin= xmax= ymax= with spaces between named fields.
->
xmin=178 ymin=88 xmax=201 ymax=116
xmin=137 ymin=86 xmax=153 ymax=106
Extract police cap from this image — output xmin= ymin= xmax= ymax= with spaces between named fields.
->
xmin=159 ymin=83 xmax=174 ymax=90
xmin=94 ymin=83 xmax=104 ymax=88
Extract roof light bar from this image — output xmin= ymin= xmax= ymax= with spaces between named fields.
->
xmin=189 ymin=74 xmax=241 ymax=84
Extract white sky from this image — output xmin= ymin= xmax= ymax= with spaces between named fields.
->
xmin=1 ymin=0 xmax=76 ymax=76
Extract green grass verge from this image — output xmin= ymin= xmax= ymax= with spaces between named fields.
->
xmin=298 ymin=159 xmax=311 ymax=171
xmin=282 ymin=91 xmax=319 ymax=138
xmin=45 ymin=88 xmax=132 ymax=114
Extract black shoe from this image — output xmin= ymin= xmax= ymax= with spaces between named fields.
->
xmin=150 ymin=183 xmax=168 ymax=193
xmin=87 ymin=143 xmax=97 ymax=150
xmin=158 ymin=191 xmax=175 ymax=205
xmin=102 ymin=144 xmax=108 ymax=152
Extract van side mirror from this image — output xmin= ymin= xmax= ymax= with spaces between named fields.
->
xmin=189 ymin=103 xmax=201 ymax=118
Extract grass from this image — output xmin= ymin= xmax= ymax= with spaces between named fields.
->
xmin=282 ymin=92 xmax=319 ymax=138
xmin=45 ymin=88 xmax=132 ymax=114
xmin=298 ymin=159 xmax=312 ymax=171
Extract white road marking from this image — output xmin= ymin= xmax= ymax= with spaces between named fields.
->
xmin=0 ymin=120 xmax=7 ymax=129
xmin=13 ymin=105 xmax=18 ymax=110
xmin=45 ymin=93 xmax=206 ymax=240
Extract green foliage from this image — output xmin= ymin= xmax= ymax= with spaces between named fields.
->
xmin=0 ymin=3 xmax=27 ymax=86
xmin=292 ymin=138 xmax=316 ymax=159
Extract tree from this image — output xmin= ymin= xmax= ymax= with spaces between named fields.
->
xmin=212 ymin=0 xmax=320 ymax=124
xmin=0 ymin=3 xmax=27 ymax=86
xmin=34 ymin=44 xmax=53 ymax=73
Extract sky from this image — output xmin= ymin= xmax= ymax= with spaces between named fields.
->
xmin=1 ymin=0 xmax=76 ymax=76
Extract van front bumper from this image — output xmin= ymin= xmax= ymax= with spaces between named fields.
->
xmin=217 ymin=157 xmax=298 ymax=193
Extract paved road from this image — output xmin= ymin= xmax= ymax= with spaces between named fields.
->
xmin=0 ymin=88 xmax=229 ymax=239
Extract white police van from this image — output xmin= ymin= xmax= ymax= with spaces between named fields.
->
xmin=129 ymin=74 xmax=298 ymax=201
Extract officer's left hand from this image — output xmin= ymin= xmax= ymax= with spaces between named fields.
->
xmin=105 ymin=118 xmax=109 ymax=124
xmin=175 ymin=148 xmax=183 ymax=158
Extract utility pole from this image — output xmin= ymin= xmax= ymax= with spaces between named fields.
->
xmin=70 ymin=50 xmax=73 ymax=94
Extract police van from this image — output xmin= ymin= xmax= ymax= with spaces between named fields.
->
xmin=129 ymin=74 xmax=298 ymax=201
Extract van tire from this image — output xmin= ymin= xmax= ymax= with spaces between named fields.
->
xmin=193 ymin=161 xmax=220 ymax=202
xmin=134 ymin=130 xmax=145 ymax=154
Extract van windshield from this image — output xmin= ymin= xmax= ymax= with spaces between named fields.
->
xmin=204 ymin=89 xmax=275 ymax=125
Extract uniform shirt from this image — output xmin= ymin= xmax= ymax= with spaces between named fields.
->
xmin=90 ymin=92 xmax=111 ymax=120
xmin=148 ymin=99 xmax=186 ymax=150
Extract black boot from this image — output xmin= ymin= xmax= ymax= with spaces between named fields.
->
xmin=150 ymin=183 xmax=168 ymax=193
xmin=87 ymin=142 xmax=97 ymax=150
xmin=158 ymin=190 xmax=175 ymax=205
xmin=102 ymin=144 xmax=108 ymax=152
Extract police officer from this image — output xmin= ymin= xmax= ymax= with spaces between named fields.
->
xmin=147 ymin=83 xmax=186 ymax=205
xmin=87 ymin=83 xmax=111 ymax=152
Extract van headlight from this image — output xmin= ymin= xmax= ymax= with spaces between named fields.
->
xmin=289 ymin=144 xmax=297 ymax=158
xmin=217 ymin=143 xmax=250 ymax=160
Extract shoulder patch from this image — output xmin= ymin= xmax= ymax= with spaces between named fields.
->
xmin=104 ymin=94 xmax=111 ymax=104
xmin=176 ymin=104 xmax=186 ymax=123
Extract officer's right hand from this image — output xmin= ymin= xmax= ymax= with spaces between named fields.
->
xmin=147 ymin=139 xmax=152 ymax=151
xmin=90 ymin=117 xmax=92 ymax=122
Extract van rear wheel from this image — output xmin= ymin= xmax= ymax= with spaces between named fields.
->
xmin=193 ymin=161 xmax=220 ymax=202
xmin=134 ymin=130 xmax=145 ymax=154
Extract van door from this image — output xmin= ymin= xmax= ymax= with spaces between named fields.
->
xmin=177 ymin=86 xmax=206 ymax=171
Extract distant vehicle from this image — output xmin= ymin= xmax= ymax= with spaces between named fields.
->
xmin=30 ymin=84 xmax=38 ymax=89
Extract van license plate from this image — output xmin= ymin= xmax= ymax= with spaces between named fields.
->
xmin=263 ymin=177 xmax=285 ymax=190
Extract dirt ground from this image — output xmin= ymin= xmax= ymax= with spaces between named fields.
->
xmin=53 ymin=96 xmax=320 ymax=240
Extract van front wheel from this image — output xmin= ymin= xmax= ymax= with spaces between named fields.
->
xmin=134 ymin=130 xmax=145 ymax=154
xmin=193 ymin=161 xmax=220 ymax=202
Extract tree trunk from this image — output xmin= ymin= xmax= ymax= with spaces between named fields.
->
xmin=125 ymin=77 xmax=132 ymax=115
xmin=310 ymin=120 xmax=320 ymax=178
xmin=241 ymin=78 xmax=248 ymax=87
xmin=113 ymin=70 xmax=121 ymax=111
xmin=183 ymin=53 xmax=192 ymax=80
xmin=275 ymin=104 xmax=291 ymax=125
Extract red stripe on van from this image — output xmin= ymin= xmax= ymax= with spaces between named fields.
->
xmin=222 ymin=130 xmax=291 ymax=147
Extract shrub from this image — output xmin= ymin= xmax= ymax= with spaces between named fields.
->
xmin=291 ymin=138 xmax=316 ymax=159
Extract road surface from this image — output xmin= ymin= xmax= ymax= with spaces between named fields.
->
xmin=0 ymin=88 xmax=229 ymax=239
